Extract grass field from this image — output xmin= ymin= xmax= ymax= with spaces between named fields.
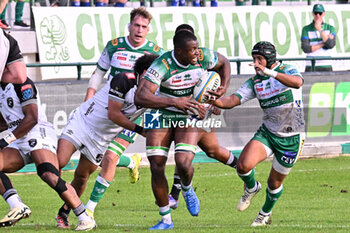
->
xmin=0 ymin=156 xmax=350 ymax=233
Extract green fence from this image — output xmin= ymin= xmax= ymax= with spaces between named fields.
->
xmin=26 ymin=56 xmax=350 ymax=80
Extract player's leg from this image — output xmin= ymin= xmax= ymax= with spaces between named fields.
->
xmin=197 ymin=128 xmax=237 ymax=168
xmin=31 ymin=149 xmax=96 ymax=230
xmin=251 ymin=133 xmax=304 ymax=227
xmin=173 ymin=126 xmax=200 ymax=217
xmin=147 ymin=128 xmax=174 ymax=230
xmin=168 ymin=165 xmax=180 ymax=209
xmin=56 ymin=138 xmax=77 ymax=170
xmin=85 ymin=138 xmax=128 ymax=216
xmin=236 ymin=139 xmax=268 ymax=211
xmin=115 ymin=117 xmax=143 ymax=183
xmin=0 ymin=148 xmax=31 ymax=227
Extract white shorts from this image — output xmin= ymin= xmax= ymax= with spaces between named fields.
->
xmin=60 ymin=109 xmax=110 ymax=166
xmin=8 ymin=124 xmax=58 ymax=165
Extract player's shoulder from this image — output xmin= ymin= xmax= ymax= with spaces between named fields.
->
xmin=107 ymin=36 xmax=126 ymax=48
xmin=277 ymin=63 xmax=301 ymax=76
xmin=13 ymin=77 xmax=35 ymax=90
xmin=145 ymin=40 xmax=164 ymax=55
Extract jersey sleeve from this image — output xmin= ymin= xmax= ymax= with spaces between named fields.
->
xmin=142 ymin=56 xmax=168 ymax=87
xmin=282 ymin=64 xmax=303 ymax=80
xmin=109 ymin=72 xmax=136 ymax=103
xmin=5 ymin=33 xmax=23 ymax=65
xmin=13 ymin=78 xmax=37 ymax=105
xmin=97 ymin=42 xmax=112 ymax=72
xmin=198 ymin=48 xmax=218 ymax=70
xmin=234 ymin=78 xmax=256 ymax=104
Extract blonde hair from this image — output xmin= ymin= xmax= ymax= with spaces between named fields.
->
xmin=130 ymin=7 xmax=152 ymax=23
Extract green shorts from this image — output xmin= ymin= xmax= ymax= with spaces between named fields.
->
xmin=116 ymin=117 xmax=142 ymax=143
xmin=252 ymin=125 xmax=304 ymax=168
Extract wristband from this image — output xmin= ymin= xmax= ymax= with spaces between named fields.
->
xmin=263 ymin=68 xmax=278 ymax=78
xmin=4 ymin=132 xmax=16 ymax=144
xmin=134 ymin=125 xmax=144 ymax=135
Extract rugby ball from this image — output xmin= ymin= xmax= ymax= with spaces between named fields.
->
xmin=193 ymin=71 xmax=221 ymax=103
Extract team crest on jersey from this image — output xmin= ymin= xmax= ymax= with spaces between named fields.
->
xmin=162 ymin=59 xmax=169 ymax=70
xmin=153 ymin=45 xmax=160 ymax=52
xmin=111 ymin=38 xmax=118 ymax=46
xmin=28 ymin=139 xmax=37 ymax=147
xmin=198 ymin=49 xmax=204 ymax=61
xmin=7 ymin=97 xmax=13 ymax=108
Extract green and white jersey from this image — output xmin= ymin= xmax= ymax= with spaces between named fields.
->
xmin=234 ymin=63 xmax=305 ymax=137
xmin=301 ymin=22 xmax=336 ymax=68
xmin=97 ymin=36 xmax=164 ymax=81
xmin=143 ymin=48 xmax=218 ymax=114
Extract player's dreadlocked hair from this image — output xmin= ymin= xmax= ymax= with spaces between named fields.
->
xmin=133 ymin=54 xmax=159 ymax=78
xmin=251 ymin=41 xmax=276 ymax=69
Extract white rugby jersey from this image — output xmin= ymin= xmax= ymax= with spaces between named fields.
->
xmin=78 ymin=72 xmax=144 ymax=142
xmin=0 ymin=30 xmax=23 ymax=79
xmin=0 ymin=78 xmax=51 ymax=131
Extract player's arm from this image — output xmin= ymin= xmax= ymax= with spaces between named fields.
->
xmin=0 ymin=114 xmax=8 ymax=132
xmin=135 ymin=79 xmax=198 ymax=114
xmin=2 ymin=33 xmax=26 ymax=84
xmin=84 ymin=68 xmax=107 ymax=101
xmin=210 ymin=52 xmax=231 ymax=97
xmin=211 ymin=94 xmax=241 ymax=109
xmin=254 ymin=63 xmax=303 ymax=88
xmin=108 ymin=99 xmax=145 ymax=137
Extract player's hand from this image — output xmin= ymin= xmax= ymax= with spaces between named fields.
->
xmin=196 ymin=104 xmax=207 ymax=120
xmin=207 ymin=86 xmax=226 ymax=99
xmin=211 ymin=105 xmax=221 ymax=115
xmin=0 ymin=138 xmax=8 ymax=150
xmin=249 ymin=62 xmax=265 ymax=76
xmin=173 ymin=95 xmax=200 ymax=115
xmin=0 ymin=132 xmax=16 ymax=150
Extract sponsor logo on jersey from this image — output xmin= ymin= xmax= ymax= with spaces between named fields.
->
xmin=8 ymin=119 xmax=22 ymax=129
xmin=170 ymin=70 xmax=177 ymax=75
xmin=117 ymin=56 xmax=127 ymax=61
xmin=7 ymin=97 xmax=13 ymax=108
xmin=171 ymin=76 xmax=182 ymax=84
xmin=96 ymin=154 xmax=103 ymax=163
xmin=21 ymin=84 xmax=31 ymax=91
xmin=22 ymin=88 xmax=33 ymax=100
xmin=162 ymin=59 xmax=169 ymax=70
xmin=148 ymin=68 xmax=159 ymax=78
xmin=184 ymin=74 xmax=192 ymax=81
xmin=28 ymin=139 xmax=37 ymax=147
xmin=198 ymin=49 xmax=204 ymax=61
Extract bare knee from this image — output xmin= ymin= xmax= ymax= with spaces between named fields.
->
xmin=236 ymin=160 xmax=252 ymax=174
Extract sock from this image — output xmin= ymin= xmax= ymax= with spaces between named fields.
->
xmin=86 ymin=174 xmax=111 ymax=212
xmin=181 ymin=181 xmax=192 ymax=193
xmin=192 ymin=0 xmax=200 ymax=6
xmin=114 ymin=2 xmax=125 ymax=7
xmin=58 ymin=204 xmax=71 ymax=218
xmin=170 ymin=174 xmax=181 ymax=200
xmin=71 ymin=1 xmax=80 ymax=6
xmin=159 ymin=206 xmax=171 ymax=224
xmin=73 ymin=203 xmax=90 ymax=221
xmin=15 ymin=1 xmax=24 ymax=23
xmin=237 ymin=169 xmax=256 ymax=190
xmin=226 ymin=151 xmax=238 ymax=168
xmin=95 ymin=2 xmax=104 ymax=6
xmin=81 ymin=1 xmax=90 ymax=6
xmin=109 ymin=141 xmax=128 ymax=167
xmin=0 ymin=4 xmax=7 ymax=21
xmin=117 ymin=155 xmax=134 ymax=168
xmin=3 ymin=189 xmax=23 ymax=209
xmin=262 ymin=185 xmax=283 ymax=213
